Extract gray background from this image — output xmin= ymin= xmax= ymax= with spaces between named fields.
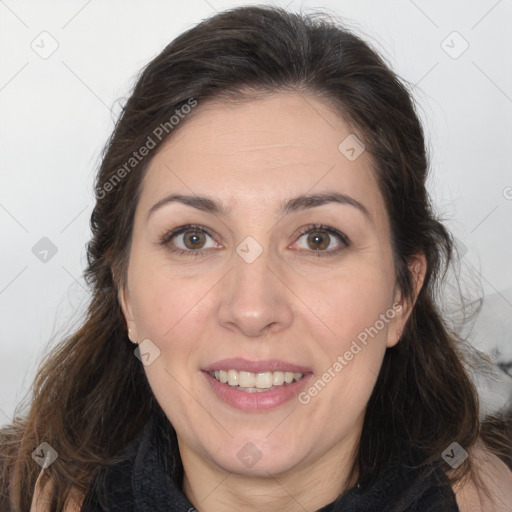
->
xmin=1 ymin=0 xmax=511 ymax=426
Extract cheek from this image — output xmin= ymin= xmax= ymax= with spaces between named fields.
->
xmin=128 ymin=256 xmax=215 ymax=363
xmin=297 ymin=261 xmax=395 ymax=351
xmin=297 ymin=272 xmax=393 ymax=433
xmin=129 ymin=240 xmax=396 ymax=357
xmin=294 ymin=260 xmax=396 ymax=417
xmin=132 ymin=280 xmax=200 ymax=342
xmin=127 ymin=268 xmax=211 ymax=426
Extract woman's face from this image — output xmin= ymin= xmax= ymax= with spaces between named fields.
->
xmin=119 ymin=92 xmax=424 ymax=480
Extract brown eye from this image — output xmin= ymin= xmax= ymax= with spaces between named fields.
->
xmin=182 ymin=229 xmax=207 ymax=250
xmin=306 ymin=230 xmax=330 ymax=251
xmin=159 ymin=224 xmax=218 ymax=256
xmin=294 ymin=224 xmax=350 ymax=255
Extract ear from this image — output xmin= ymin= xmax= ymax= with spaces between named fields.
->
xmin=386 ymin=252 xmax=427 ymax=348
xmin=116 ymin=274 xmax=139 ymax=343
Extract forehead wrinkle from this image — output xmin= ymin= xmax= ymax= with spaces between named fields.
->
xmin=233 ymin=142 xmax=303 ymax=152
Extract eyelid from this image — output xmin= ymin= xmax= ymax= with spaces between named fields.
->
xmin=293 ymin=224 xmax=350 ymax=251
xmin=158 ymin=224 xmax=215 ymax=245
xmin=158 ymin=223 xmax=350 ymax=257
xmin=158 ymin=224 xmax=220 ymax=255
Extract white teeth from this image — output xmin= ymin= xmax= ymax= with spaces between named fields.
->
xmin=272 ymin=371 xmax=285 ymax=386
xmin=239 ymin=371 xmax=255 ymax=387
xmin=256 ymin=372 xmax=273 ymax=389
xmin=227 ymin=369 xmax=239 ymax=386
xmin=211 ymin=369 xmax=304 ymax=390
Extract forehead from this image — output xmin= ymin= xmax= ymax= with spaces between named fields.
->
xmin=139 ymin=92 xmax=388 ymax=228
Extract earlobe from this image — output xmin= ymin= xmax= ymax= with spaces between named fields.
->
xmin=385 ymin=297 xmax=406 ymax=348
xmin=117 ymin=283 xmax=138 ymax=342
xmin=127 ymin=328 xmax=137 ymax=344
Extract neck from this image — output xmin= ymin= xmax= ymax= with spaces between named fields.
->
xmin=180 ymin=433 xmax=360 ymax=512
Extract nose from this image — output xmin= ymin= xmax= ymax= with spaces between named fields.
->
xmin=216 ymin=247 xmax=294 ymax=338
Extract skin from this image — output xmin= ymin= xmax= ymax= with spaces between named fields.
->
xmin=115 ymin=93 xmax=425 ymax=512
xmin=29 ymin=445 xmax=512 ymax=512
xmin=30 ymin=92 xmax=512 ymax=511
xmin=117 ymin=91 xmax=427 ymax=511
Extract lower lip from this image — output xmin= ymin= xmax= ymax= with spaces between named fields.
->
xmin=203 ymin=372 xmax=312 ymax=411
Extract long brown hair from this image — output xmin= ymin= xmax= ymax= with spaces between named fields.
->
xmin=1 ymin=5 xmax=510 ymax=511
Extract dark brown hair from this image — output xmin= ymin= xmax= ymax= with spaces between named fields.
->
xmin=1 ymin=5 xmax=510 ymax=511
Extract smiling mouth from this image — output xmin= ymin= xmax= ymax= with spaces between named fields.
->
xmin=208 ymin=369 xmax=304 ymax=392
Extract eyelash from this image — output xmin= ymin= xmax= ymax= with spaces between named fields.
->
xmin=158 ymin=223 xmax=351 ymax=258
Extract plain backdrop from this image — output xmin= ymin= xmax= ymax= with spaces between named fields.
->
xmin=1 ymin=0 xmax=511 ymax=426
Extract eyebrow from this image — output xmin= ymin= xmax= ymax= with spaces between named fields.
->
xmin=147 ymin=192 xmax=373 ymax=223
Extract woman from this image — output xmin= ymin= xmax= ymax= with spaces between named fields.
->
xmin=1 ymin=5 xmax=511 ymax=511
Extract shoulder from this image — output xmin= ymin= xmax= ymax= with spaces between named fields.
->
xmin=30 ymin=424 xmax=146 ymax=512
xmin=30 ymin=472 xmax=84 ymax=512
xmin=451 ymin=439 xmax=512 ymax=512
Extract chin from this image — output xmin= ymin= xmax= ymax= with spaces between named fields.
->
xmin=203 ymin=434 xmax=310 ymax=477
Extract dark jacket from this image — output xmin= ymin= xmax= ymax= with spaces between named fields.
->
xmin=81 ymin=415 xmax=459 ymax=512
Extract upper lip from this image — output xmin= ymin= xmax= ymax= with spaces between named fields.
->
xmin=202 ymin=358 xmax=311 ymax=373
